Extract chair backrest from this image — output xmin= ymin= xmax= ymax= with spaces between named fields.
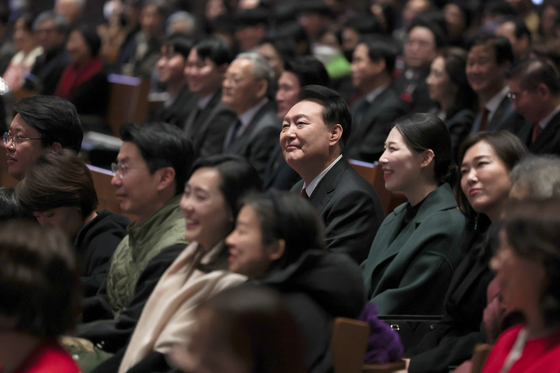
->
xmin=105 ymin=74 xmax=150 ymax=137
xmin=87 ymin=164 xmax=136 ymax=221
xmin=471 ymin=344 xmax=493 ymax=373
xmin=332 ymin=317 xmax=370 ymax=373
xmin=349 ymin=159 xmax=407 ymax=216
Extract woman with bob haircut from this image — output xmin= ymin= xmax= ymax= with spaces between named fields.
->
xmin=170 ymin=285 xmax=307 ymax=373
xmin=361 ymin=113 xmax=466 ymax=316
xmin=0 ymin=221 xmax=81 ymax=373
xmin=481 ymin=198 xmax=560 ymax=373
xmin=16 ymin=149 xmax=130 ymax=299
xmin=89 ymin=154 xmax=263 ymax=373
xmin=226 ymin=190 xmax=365 ymax=373
xmin=407 ymin=131 xmax=528 ymax=373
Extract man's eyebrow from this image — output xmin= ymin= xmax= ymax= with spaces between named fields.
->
xmin=283 ymin=114 xmax=310 ymax=122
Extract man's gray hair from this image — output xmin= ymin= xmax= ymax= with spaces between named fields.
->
xmin=33 ymin=11 xmax=69 ymax=34
xmin=55 ymin=0 xmax=86 ymax=8
xmin=234 ymin=52 xmax=274 ymax=86
xmin=510 ymin=154 xmax=560 ymax=199
xmin=166 ymin=11 xmax=196 ymax=35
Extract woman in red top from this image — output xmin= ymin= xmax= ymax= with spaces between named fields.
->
xmin=0 ymin=221 xmax=81 ymax=373
xmin=482 ymin=198 xmax=560 ymax=373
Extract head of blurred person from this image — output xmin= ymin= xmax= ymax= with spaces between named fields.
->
xmin=506 ymin=57 xmax=560 ymax=125
xmin=140 ymin=0 xmax=166 ymax=39
xmin=0 ymin=221 xmax=80 ymax=373
xmin=227 ymin=191 xmax=324 ymax=279
xmin=457 ymin=131 xmax=528 ymax=228
xmin=111 ymin=122 xmax=194 ymax=224
xmin=156 ymin=34 xmax=192 ymax=94
xmin=539 ymin=4 xmax=560 ymax=41
xmin=404 ymin=18 xmax=445 ymax=72
xmin=490 ymin=198 xmax=560 ymax=338
xmin=235 ymin=8 xmax=269 ymax=52
xmin=171 ymin=285 xmax=307 ymax=373
xmin=297 ymin=1 xmax=333 ymax=42
xmin=280 ymin=85 xmax=351 ymax=185
xmin=222 ymin=53 xmax=273 ymax=115
xmin=186 ymin=38 xmax=233 ymax=98
xmin=276 ymin=23 xmax=310 ymax=57
xmin=505 ymin=0 xmax=534 ymax=17
xmin=54 ymin=0 xmax=85 ymax=25
xmin=13 ymin=14 xmax=36 ymax=53
xmin=426 ymin=47 xmax=478 ymax=117
xmin=124 ymin=0 xmax=142 ymax=28
xmin=33 ymin=11 xmax=69 ymax=52
xmin=180 ymin=154 xmax=262 ymax=251
xmin=341 ymin=15 xmax=383 ymax=62
xmin=258 ymin=36 xmax=297 ymax=85
xmin=5 ymin=96 xmax=83 ymax=181
xmin=370 ymin=3 xmax=398 ymax=35
xmin=0 ymin=188 xmax=32 ymax=222
xmin=509 ymin=155 xmax=560 ymax=201
xmin=443 ymin=1 xmax=473 ymax=42
xmin=466 ymin=34 xmax=514 ymax=103
xmin=496 ymin=17 xmax=531 ymax=61
xmin=276 ymin=56 xmax=330 ymax=119
xmin=351 ymin=35 xmax=396 ymax=95
xmin=380 ymin=113 xmax=456 ymax=206
xmin=66 ymin=25 xmax=101 ymax=66
xmin=166 ymin=11 xmax=196 ymax=36
xmin=16 ymin=149 xmax=98 ymax=240
xmin=402 ymin=0 xmax=431 ymax=27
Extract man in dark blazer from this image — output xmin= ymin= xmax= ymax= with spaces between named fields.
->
xmin=466 ymin=34 xmax=531 ymax=142
xmin=346 ymin=36 xmax=408 ymax=163
xmin=222 ymin=52 xmax=280 ymax=177
xmin=183 ymin=38 xmax=236 ymax=159
xmin=23 ymin=11 xmax=71 ymax=95
xmin=283 ymin=85 xmax=384 ymax=263
xmin=507 ymin=57 xmax=560 ymax=156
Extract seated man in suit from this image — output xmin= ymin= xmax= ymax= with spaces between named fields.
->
xmin=507 ymin=57 xmax=560 ymax=156
xmin=222 ymin=52 xmax=280 ymax=177
xmin=150 ymin=34 xmax=198 ymax=128
xmin=77 ymin=122 xmax=193 ymax=351
xmin=466 ymin=34 xmax=530 ymax=141
xmin=23 ymin=11 xmax=71 ymax=95
xmin=4 ymin=95 xmax=83 ymax=181
xmin=183 ymin=37 xmax=236 ymax=158
xmin=347 ymin=36 xmax=409 ymax=163
xmin=283 ymin=85 xmax=384 ymax=263
xmin=264 ymin=56 xmax=329 ymax=191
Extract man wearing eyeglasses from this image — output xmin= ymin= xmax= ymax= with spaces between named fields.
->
xmin=4 ymin=95 xmax=83 ymax=180
xmin=78 ymin=122 xmax=193 ymax=347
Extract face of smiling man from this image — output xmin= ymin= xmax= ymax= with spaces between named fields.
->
xmin=280 ymin=100 xmax=342 ymax=183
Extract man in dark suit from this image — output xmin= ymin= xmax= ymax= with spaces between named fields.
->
xmin=507 ymin=57 xmax=560 ymax=156
xmin=151 ymin=35 xmax=198 ymax=128
xmin=23 ymin=11 xmax=71 ymax=95
xmin=347 ymin=36 xmax=408 ymax=163
xmin=222 ymin=52 xmax=280 ymax=178
xmin=183 ymin=38 xmax=236 ymax=159
xmin=264 ymin=56 xmax=330 ymax=190
xmin=466 ymin=34 xmax=531 ymax=142
xmin=283 ymin=85 xmax=384 ymax=263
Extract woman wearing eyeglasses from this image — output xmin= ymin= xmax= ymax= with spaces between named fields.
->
xmin=16 ymin=149 xmax=130 ymax=304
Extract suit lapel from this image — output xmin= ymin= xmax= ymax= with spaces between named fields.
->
xmin=487 ymin=95 xmax=512 ymax=131
xmin=308 ymin=157 xmax=348 ymax=213
xmin=530 ymin=112 xmax=560 ymax=151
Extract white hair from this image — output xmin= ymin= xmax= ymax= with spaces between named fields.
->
xmin=234 ymin=52 xmax=274 ymax=86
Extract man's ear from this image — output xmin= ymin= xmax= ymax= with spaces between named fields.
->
xmin=255 ymin=79 xmax=269 ymax=99
xmin=537 ymin=83 xmax=551 ymax=100
xmin=51 ymin=142 xmax=62 ymax=152
xmin=329 ymin=124 xmax=343 ymax=147
xmin=420 ymin=149 xmax=435 ymax=168
xmin=156 ymin=167 xmax=176 ymax=191
xmin=267 ymin=239 xmax=286 ymax=261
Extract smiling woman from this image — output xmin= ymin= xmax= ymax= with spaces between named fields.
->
xmin=361 ymin=113 xmax=466 ymax=317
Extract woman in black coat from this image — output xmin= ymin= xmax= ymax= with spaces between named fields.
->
xmin=227 ymin=191 xmax=366 ymax=373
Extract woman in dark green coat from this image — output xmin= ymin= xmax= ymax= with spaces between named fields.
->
xmin=361 ymin=113 xmax=466 ymax=316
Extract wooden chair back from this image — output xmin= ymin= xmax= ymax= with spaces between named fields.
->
xmin=105 ymin=74 xmax=150 ymax=137
xmin=471 ymin=344 xmax=492 ymax=373
xmin=332 ymin=318 xmax=370 ymax=373
xmin=349 ymin=159 xmax=407 ymax=216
